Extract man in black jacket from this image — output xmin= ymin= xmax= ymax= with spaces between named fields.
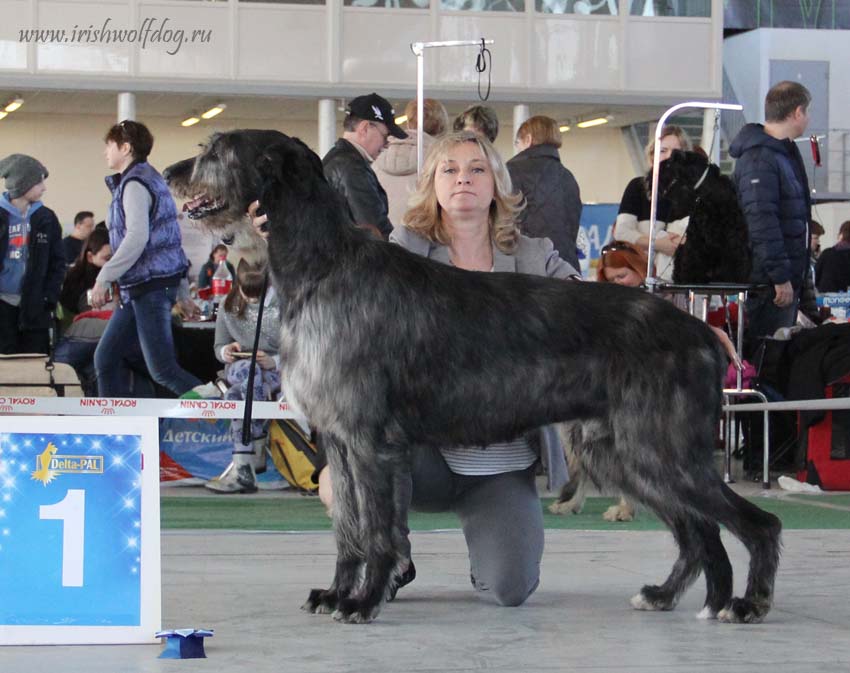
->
xmin=0 ymin=154 xmax=65 ymax=354
xmin=323 ymin=93 xmax=407 ymax=240
xmin=730 ymin=81 xmax=812 ymax=341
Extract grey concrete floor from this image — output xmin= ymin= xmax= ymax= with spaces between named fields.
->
xmin=3 ymin=501 xmax=850 ymax=673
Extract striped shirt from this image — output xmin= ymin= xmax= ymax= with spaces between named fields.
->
xmin=440 ymin=437 xmax=537 ymax=476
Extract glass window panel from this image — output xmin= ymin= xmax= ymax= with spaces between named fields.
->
xmin=630 ymin=0 xmax=710 ymax=16
xmin=240 ymin=0 xmax=325 ymax=5
xmin=440 ymin=0 xmax=524 ymax=12
xmin=344 ymin=0 xmax=429 ymax=6
xmin=536 ymin=0 xmax=617 ymax=14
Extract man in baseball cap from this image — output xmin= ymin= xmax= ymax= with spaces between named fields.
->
xmin=0 ymin=153 xmax=65 ymax=354
xmin=322 ymin=93 xmax=407 ymax=240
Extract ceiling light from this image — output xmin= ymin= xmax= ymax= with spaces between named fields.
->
xmin=181 ymin=115 xmax=200 ymax=127
xmin=559 ymin=124 xmax=570 ymax=133
xmin=0 ymin=111 xmax=7 ymax=121
xmin=395 ymin=114 xmax=408 ymax=125
xmin=201 ymin=103 xmax=226 ymax=120
xmin=577 ymin=116 xmax=609 ymax=129
xmin=4 ymin=98 xmax=23 ymax=113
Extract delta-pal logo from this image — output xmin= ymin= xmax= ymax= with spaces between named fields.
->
xmin=30 ymin=441 xmax=105 ymax=486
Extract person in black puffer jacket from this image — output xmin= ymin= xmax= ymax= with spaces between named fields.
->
xmin=730 ymin=80 xmax=813 ymax=341
xmin=507 ymin=116 xmax=582 ymax=270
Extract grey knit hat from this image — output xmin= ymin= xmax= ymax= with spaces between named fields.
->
xmin=0 ymin=153 xmax=49 ymax=199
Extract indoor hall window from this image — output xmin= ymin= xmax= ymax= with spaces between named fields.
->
xmin=240 ymin=0 xmax=326 ymax=4
xmin=629 ymin=0 xmax=710 ymax=16
xmin=343 ymin=0 xmax=431 ymax=9
xmin=344 ymin=0 xmax=429 ymax=6
xmin=536 ymin=0 xmax=617 ymax=14
xmin=440 ymin=0 xmax=524 ymax=12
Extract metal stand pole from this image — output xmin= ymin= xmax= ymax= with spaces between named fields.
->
xmin=411 ymin=39 xmax=495 ymax=174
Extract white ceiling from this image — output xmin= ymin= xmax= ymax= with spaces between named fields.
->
xmin=0 ymin=88 xmax=670 ymax=128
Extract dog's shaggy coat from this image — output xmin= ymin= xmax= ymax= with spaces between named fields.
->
xmin=165 ymin=130 xmax=781 ymax=625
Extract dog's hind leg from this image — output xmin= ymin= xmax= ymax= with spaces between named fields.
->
xmin=707 ymin=482 xmax=781 ymax=623
xmin=548 ymin=475 xmax=587 ymax=515
xmin=693 ymin=518 xmax=732 ymax=620
xmin=302 ymin=434 xmax=362 ymax=616
xmin=629 ymin=514 xmax=703 ymax=612
xmin=549 ymin=422 xmax=587 ymax=515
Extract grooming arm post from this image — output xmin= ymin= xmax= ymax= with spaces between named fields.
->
xmin=410 ymin=39 xmax=494 ymax=174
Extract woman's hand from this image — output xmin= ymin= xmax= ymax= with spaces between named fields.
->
xmin=221 ymin=341 xmax=242 ymax=364
xmin=175 ymin=298 xmax=201 ymax=320
xmin=255 ymin=350 xmax=276 ymax=370
xmin=89 ymin=281 xmax=110 ymax=309
xmin=653 ymin=233 xmax=681 ymax=256
xmin=709 ymin=326 xmax=742 ymax=370
xmin=248 ymin=201 xmax=269 ymax=241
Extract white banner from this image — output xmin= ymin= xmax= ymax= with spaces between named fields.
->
xmin=0 ymin=396 xmax=303 ymax=420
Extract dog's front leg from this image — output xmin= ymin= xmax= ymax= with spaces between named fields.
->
xmin=332 ymin=443 xmax=409 ymax=624
xmin=302 ymin=434 xmax=362 ymax=615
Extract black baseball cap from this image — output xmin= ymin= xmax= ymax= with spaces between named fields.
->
xmin=346 ymin=93 xmax=408 ymax=139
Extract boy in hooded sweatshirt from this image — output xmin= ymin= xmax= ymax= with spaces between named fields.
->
xmin=0 ymin=154 xmax=65 ymax=354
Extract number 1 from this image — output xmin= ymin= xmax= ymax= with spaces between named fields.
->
xmin=40 ymin=489 xmax=85 ymax=587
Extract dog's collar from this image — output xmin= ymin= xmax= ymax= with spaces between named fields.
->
xmin=693 ymin=165 xmax=710 ymax=191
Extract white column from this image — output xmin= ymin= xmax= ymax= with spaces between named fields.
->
xmin=318 ymin=98 xmax=337 ymax=158
xmin=117 ymin=92 xmax=136 ymax=122
xmin=512 ymin=104 xmax=530 ymax=150
xmin=702 ymin=108 xmax=720 ymax=164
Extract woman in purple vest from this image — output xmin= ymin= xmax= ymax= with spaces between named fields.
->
xmin=91 ymin=120 xmax=202 ymax=397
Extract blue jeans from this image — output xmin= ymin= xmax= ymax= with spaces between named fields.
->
xmin=54 ymin=337 xmax=98 ymax=396
xmin=94 ymin=286 xmax=202 ymax=397
xmin=745 ymin=287 xmax=799 ymax=341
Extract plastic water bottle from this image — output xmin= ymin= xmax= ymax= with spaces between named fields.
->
xmin=211 ymin=260 xmax=232 ymax=305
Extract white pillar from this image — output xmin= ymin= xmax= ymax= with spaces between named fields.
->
xmin=318 ymin=99 xmax=336 ymax=158
xmin=702 ymin=108 xmax=720 ymax=164
xmin=512 ymin=104 xmax=531 ymax=151
xmin=117 ymin=92 xmax=136 ymax=122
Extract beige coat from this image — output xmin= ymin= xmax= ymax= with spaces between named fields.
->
xmin=373 ymin=132 xmax=436 ymax=227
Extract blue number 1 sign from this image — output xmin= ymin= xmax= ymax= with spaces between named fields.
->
xmin=0 ymin=416 xmax=161 ymax=645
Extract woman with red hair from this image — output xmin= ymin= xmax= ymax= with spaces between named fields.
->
xmin=597 ymin=240 xmax=651 ymax=286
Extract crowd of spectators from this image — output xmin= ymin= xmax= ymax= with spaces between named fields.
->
xmin=2 ymin=84 xmax=844 ymax=404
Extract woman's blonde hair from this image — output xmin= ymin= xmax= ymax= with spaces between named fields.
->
xmin=643 ymin=124 xmax=692 ymax=167
xmin=403 ymin=131 xmax=523 ymax=254
xmin=516 ymin=115 xmax=562 ymax=149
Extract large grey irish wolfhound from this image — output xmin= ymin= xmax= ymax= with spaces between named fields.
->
xmin=164 ymin=130 xmax=781 ymax=625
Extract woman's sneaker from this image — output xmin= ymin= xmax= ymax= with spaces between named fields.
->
xmin=205 ymin=459 xmax=258 ymax=494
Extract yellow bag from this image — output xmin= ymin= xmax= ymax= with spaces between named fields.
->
xmin=268 ymin=420 xmax=319 ymax=493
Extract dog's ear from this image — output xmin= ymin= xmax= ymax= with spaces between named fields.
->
xmin=257 ymin=139 xmax=324 ymax=203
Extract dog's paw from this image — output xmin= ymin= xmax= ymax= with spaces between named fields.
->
xmin=332 ymin=597 xmax=381 ymax=624
xmin=696 ymin=605 xmax=717 ymax=620
xmin=631 ymin=585 xmax=676 ymax=611
xmin=602 ymin=503 xmax=635 ymax=522
xmin=717 ymin=597 xmax=769 ymax=624
xmin=301 ymin=588 xmax=338 ymax=614
xmin=548 ymin=499 xmax=583 ymax=515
